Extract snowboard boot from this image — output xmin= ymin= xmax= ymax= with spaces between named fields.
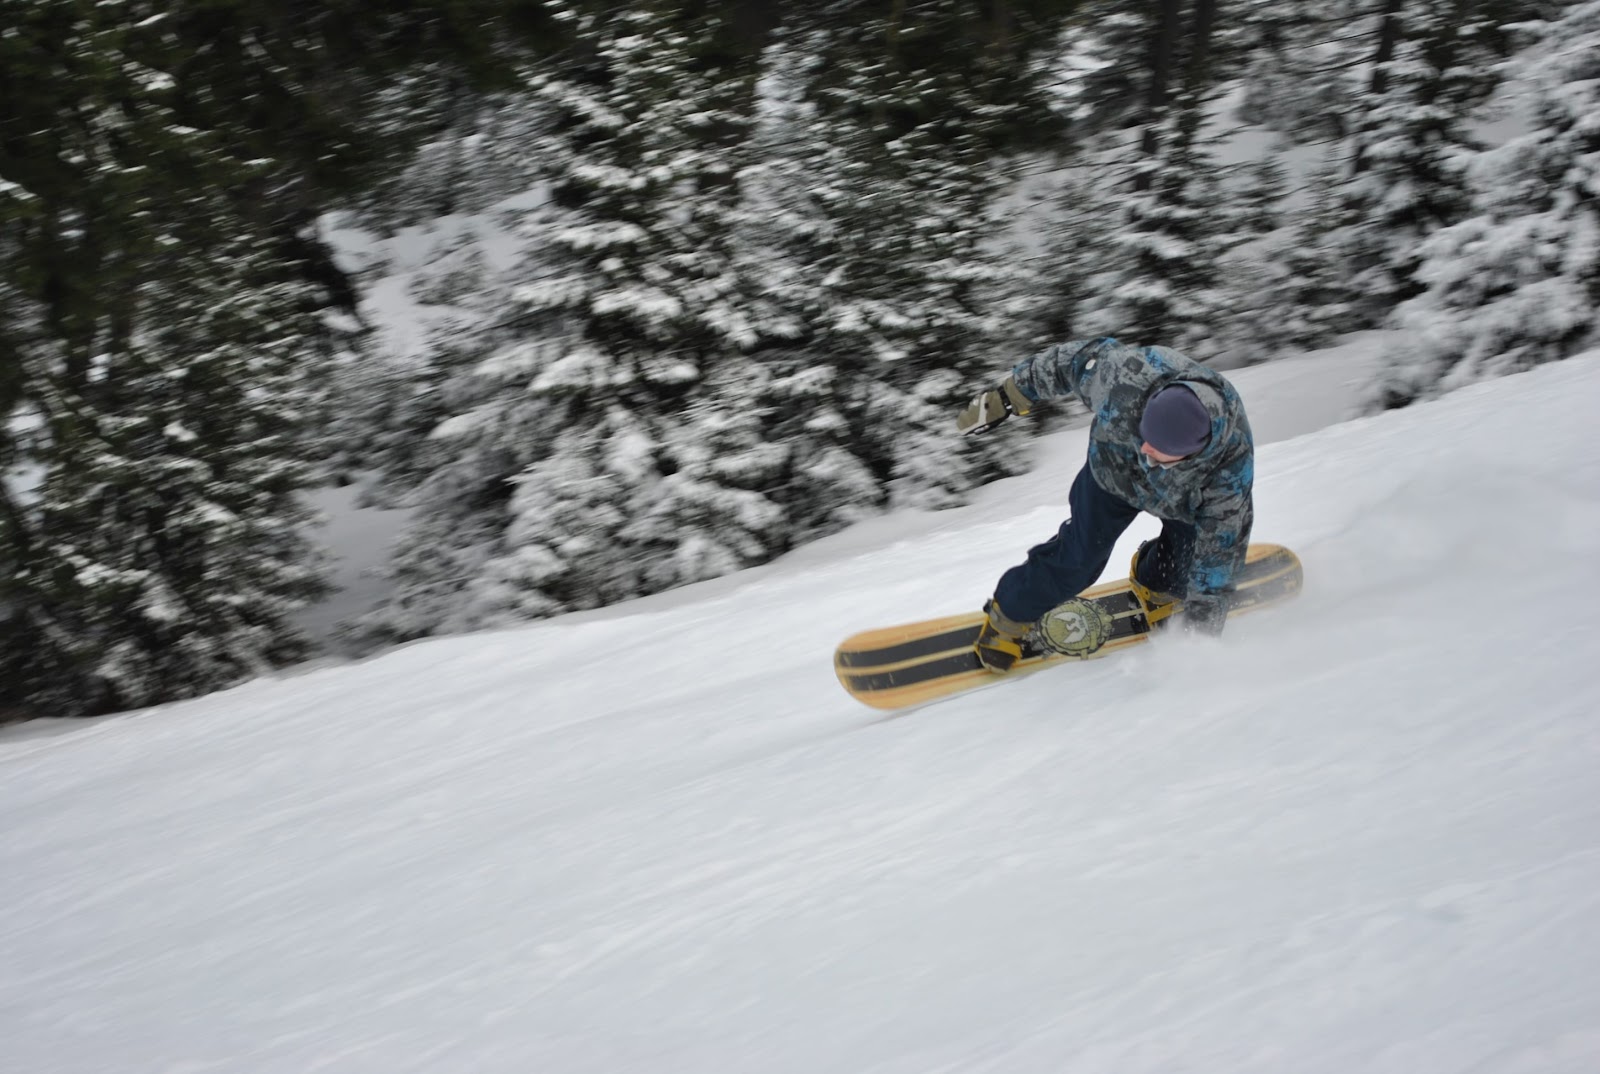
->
xmin=1128 ymin=540 xmax=1183 ymax=623
xmin=975 ymin=599 xmax=1030 ymax=673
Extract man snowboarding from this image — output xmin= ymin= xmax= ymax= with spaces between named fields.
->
xmin=956 ymin=338 xmax=1254 ymax=672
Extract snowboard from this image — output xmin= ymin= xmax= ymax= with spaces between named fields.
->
xmin=834 ymin=543 xmax=1303 ymax=711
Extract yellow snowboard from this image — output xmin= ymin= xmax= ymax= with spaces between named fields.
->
xmin=835 ymin=543 xmax=1303 ymax=711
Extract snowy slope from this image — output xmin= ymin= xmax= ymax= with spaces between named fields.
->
xmin=5 ymin=354 xmax=1600 ymax=1074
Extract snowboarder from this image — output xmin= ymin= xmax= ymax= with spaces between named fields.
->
xmin=956 ymin=338 xmax=1255 ymax=672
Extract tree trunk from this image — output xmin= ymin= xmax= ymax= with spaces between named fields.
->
xmin=885 ymin=0 xmax=907 ymax=64
xmin=1135 ymin=0 xmax=1183 ymax=191
xmin=1183 ymin=0 xmax=1219 ymax=99
xmin=989 ymin=0 xmax=1013 ymax=60
xmin=1351 ymin=0 xmax=1406 ymax=175
xmin=1367 ymin=0 xmax=1406 ymax=97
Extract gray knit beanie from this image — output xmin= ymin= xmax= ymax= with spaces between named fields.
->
xmin=1139 ymin=384 xmax=1211 ymax=456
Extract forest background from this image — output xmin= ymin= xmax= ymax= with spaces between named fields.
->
xmin=2 ymin=0 xmax=1596 ymax=717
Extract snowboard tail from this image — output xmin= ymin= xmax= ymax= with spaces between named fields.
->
xmin=834 ymin=543 xmax=1303 ymax=711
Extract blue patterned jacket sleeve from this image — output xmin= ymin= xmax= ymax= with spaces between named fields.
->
xmin=1010 ymin=339 xmax=1114 ymax=407
xmin=1188 ymin=457 xmax=1254 ymax=608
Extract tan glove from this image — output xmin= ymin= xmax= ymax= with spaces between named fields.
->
xmin=956 ymin=375 xmax=1034 ymax=436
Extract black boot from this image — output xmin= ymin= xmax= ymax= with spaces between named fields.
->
xmin=1128 ymin=539 xmax=1183 ymax=615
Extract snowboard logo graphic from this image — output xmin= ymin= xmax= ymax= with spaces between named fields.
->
xmin=1038 ymin=597 xmax=1115 ymax=657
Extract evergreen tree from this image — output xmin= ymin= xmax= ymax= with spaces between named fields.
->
xmin=1266 ymin=0 xmax=1541 ymax=334
xmin=1036 ymin=0 xmax=1236 ymax=356
xmin=14 ymin=232 xmax=332 ymax=714
xmin=0 ymin=0 xmax=560 ymax=713
xmin=1247 ymin=152 xmax=1364 ymax=349
xmin=358 ymin=2 xmax=781 ymax=637
xmin=1232 ymin=0 xmax=1388 ymax=144
xmin=482 ymin=3 xmax=786 ymax=618
xmin=1059 ymin=0 xmax=1209 ymax=134
xmin=1325 ymin=0 xmax=1495 ymax=320
xmin=1373 ymin=0 xmax=1600 ymax=406
xmin=746 ymin=0 xmax=1072 ymax=539
xmin=357 ymin=1 xmax=1078 ymax=640
xmin=1072 ymin=118 xmax=1232 ymax=354
xmin=723 ymin=40 xmax=887 ymax=541
xmin=0 ymin=2 xmax=332 ymax=713
xmin=1223 ymin=1 xmax=1546 ymax=339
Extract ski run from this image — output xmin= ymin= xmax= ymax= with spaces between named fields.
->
xmin=4 ymin=341 xmax=1600 ymax=1074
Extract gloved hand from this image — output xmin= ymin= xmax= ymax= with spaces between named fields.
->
xmin=956 ymin=374 xmax=1034 ymax=436
xmin=1183 ymin=593 xmax=1229 ymax=636
xmin=975 ymin=599 xmax=1030 ymax=673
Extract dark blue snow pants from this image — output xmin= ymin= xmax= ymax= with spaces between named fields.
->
xmin=992 ymin=464 xmax=1195 ymax=624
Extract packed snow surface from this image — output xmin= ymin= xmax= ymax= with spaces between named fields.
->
xmin=5 ymin=351 xmax=1600 ymax=1073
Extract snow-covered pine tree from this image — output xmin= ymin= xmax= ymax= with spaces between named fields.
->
xmin=1036 ymin=0 xmax=1241 ymax=358
xmin=1230 ymin=0 xmax=1382 ymax=143
xmin=332 ymin=124 xmax=577 ymax=645
xmin=1242 ymin=151 xmax=1365 ymax=349
xmin=315 ymin=83 xmax=565 ymax=504
xmin=1190 ymin=151 xmax=1311 ymax=367
xmin=0 ymin=78 xmax=41 ymax=717
xmin=741 ymin=1 xmax=1060 ymax=538
xmin=358 ymin=2 xmax=783 ymax=635
xmin=0 ymin=2 xmax=332 ymax=714
xmin=720 ymin=34 xmax=890 ymax=542
xmin=1206 ymin=2 xmax=1400 ymax=344
xmin=1373 ymin=0 xmax=1600 ymax=407
xmin=1324 ymin=0 xmax=1496 ymax=323
xmin=1056 ymin=0 xmax=1186 ymax=133
xmin=2 ymin=0 xmax=581 ymax=708
xmin=483 ymin=4 xmax=786 ymax=619
xmin=1071 ymin=116 xmax=1234 ymax=356
xmin=15 ymin=228 xmax=333 ymax=715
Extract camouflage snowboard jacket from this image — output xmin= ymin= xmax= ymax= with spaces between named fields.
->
xmin=1011 ymin=338 xmax=1255 ymax=608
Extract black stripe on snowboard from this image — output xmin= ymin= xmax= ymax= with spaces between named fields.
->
xmin=842 ymin=650 xmax=985 ymax=692
xmin=835 ymin=624 xmax=982 ymax=669
xmin=838 ymin=588 xmax=1149 ymax=670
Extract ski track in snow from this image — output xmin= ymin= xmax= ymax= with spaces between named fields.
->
xmin=4 ymin=353 xmax=1600 ymax=1073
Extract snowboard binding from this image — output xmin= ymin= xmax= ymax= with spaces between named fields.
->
xmin=1127 ymin=540 xmax=1184 ymax=624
